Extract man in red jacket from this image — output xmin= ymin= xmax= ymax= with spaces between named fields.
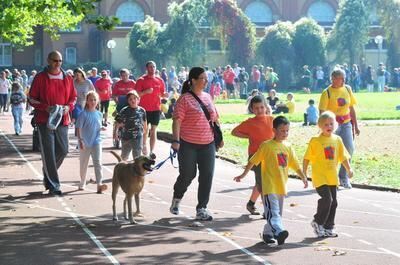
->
xmin=29 ymin=51 xmax=77 ymax=195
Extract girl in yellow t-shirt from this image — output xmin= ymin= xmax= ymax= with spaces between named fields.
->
xmin=303 ymin=111 xmax=353 ymax=238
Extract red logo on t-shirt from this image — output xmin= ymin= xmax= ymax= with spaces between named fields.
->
xmin=324 ymin=146 xmax=335 ymax=160
xmin=277 ymin=153 xmax=287 ymax=168
xmin=337 ymin=98 xmax=346 ymax=106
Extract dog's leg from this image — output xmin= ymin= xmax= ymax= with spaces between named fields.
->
xmin=134 ymin=193 xmax=143 ymax=217
xmin=123 ymin=197 xmax=128 ymax=220
xmin=127 ymin=195 xmax=136 ymax=224
xmin=112 ymin=174 xmax=119 ymax=221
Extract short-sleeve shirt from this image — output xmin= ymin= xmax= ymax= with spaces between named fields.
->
xmin=76 ymin=110 xmax=103 ymax=147
xmin=74 ymin=79 xmax=94 ymax=107
xmin=135 ymin=75 xmax=165 ymax=111
xmin=304 ymin=134 xmax=350 ymax=188
xmin=233 ymin=115 xmax=274 ymax=155
xmin=319 ymin=86 xmax=357 ymax=124
xmin=173 ymin=92 xmax=217 ymax=145
xmin=10 ymin=91 xmax=26 ymax=108
xmin=286 ymin=100 xmax=295 ymax=113
xmin=94 ymin=78 xmax=112 ymax=101
xmin=112 ymin=80 xmax=136 ymax=97
xmin=250 ymin=140 xmax=301 ymax=195
xmin=115 ymin=106 xmax=146 ymax=140
xmin=306 ymin=105 xmax=319 ymax=124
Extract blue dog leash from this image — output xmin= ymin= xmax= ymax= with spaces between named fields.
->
xmin=152 ymin=148 xmax=178 ymax=170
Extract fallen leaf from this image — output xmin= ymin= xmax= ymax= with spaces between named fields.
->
xmin=148 ymin=180 xmax=154 ymax=183
xmin=333 ymin=250 xmax=346 ymax=256
xmin=289 ymin=203 xmax=298 ymax=207
xmin=314 ymin=241 xmax=328 ymax=245
xmin=353 ymin=221 xmax=359 ymax=224
xmin=314 ymin=247 xmax=331 ymax=251
xmin=221 ymin=232 xmax=232 ymax=237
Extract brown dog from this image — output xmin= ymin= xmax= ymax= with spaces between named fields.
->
xmin=110 ymin=151 xmax=156 ymax=224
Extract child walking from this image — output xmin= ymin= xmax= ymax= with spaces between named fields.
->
xmin=114 ymin=90 xmax=147 ymax=160
xmin=234 ymin=116 xmax=308 ymax=245
xmin=76 ymin=91 xmax=108 ymax=193
xmin=231 ymin=95 xmax=274 ymax=215
xmin=10 ymin=82 xmax=26 ymax=135
xmin=303 ymin=111 xmax=353 ymax=237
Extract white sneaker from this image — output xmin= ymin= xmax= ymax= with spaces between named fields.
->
xmin=169 ymin=198 xmax=181 ymax=215
xmin=311 ymin=220 xmax=326 ymax=237
xmin=195 ymin=208 xmax=213 ymax=221
xmin=324 ymin=228 xmax=338 ymax=237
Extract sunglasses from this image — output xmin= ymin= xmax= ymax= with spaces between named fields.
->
xmin=51 ymin=59 xmax=62 ymax=63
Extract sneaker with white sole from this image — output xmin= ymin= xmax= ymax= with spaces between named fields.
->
xmin=311 ymin=220 xmax=326 ymax=237
xmin=324 ymin=228 xmax=338 ymax=237
xmin=261 ymin=233 xmax=275 ymax=244
xmin=195 ymin=208 xmax=213 ymax=221
xmin=170 ymin=198 xmax=181 ymax=215
xmin=275 ymin=230 xmax=289 ymax=245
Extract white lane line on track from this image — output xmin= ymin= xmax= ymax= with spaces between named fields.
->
xmin=3 ymin=197 xmax=399 ymax=259
xmin=340 ymin=232 xmax=354 ymax=238
xmin=0 ymin=130 xmax=120 ymax=265
xmin=296 ymin=214 xmax=307 ymax=219
xmin=357 ymin=239 xmax=373 ymax=246
xmin=103 ymin=164 xmax=269 ymax=264
xmin=378 ymin=248 xmax=400 ymax=258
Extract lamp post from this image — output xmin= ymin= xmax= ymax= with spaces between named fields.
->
xmin=374 ymin=35 xmax=383 ymax=66
xmin=106 ymin=39 xmax=116 ymax=76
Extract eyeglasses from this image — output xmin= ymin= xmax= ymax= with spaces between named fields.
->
xmin=51 ymin=59 xmax=62 ymax=63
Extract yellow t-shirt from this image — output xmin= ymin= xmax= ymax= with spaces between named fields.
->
xmin=286 ymin=100 xmax=295 ymax=113
xmin=319 ymin=86 xmax=357 ymax=123
xmin=250 ymin=139 xmax=300 ymax=195
xmin=304 ymin=134 xmax=350 ymax=188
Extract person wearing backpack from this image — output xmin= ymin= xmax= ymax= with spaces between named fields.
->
xmin=318 ymin=69 xmax=360 ymax=189
xmin=10 ymin=82 xmax=26 ymax=135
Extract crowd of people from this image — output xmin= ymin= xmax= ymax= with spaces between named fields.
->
xmin=0 ymin=49 xmax=378 ymax=246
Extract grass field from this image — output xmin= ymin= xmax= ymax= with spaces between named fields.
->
xmin=155 ymin=91 xmax=400 ymax=189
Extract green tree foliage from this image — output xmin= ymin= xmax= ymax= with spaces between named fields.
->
xmin=257 ymin=21 xmax=295 ymax=89
xmin=292 ymin=18 xmax=326 ymax=72
xmin=328 ymin=0 xmax=370 ymax=65
xmin=375 ymin=0 xmax=400 ymax=67
xmin=128 ymin=16 xmax=168 ymax=73
xmin=0 ymin=0 xmax=119 ymax=46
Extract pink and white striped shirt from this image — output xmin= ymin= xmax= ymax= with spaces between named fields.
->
xmin=173 ymin=92 xmax=218 ymax=144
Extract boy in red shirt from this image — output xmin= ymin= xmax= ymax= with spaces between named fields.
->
xmin=94 ymin=70 xmax=112 ymax=126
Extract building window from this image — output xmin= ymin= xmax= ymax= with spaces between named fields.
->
xmin=365 ymin=38 xmax=387 ymax=50
xmin=59 ymin=23 xmax=82 ymax=33
xmin=369 ymin=6 xmax=380 ymax=26
xmin=307 ymin=1 xmax=336 ymax=24
xmin=34 ymin=49 xmax=42 ymax=67
xmin=207 ymin=39 xmax=222 ymax=51
xmin=244 ymin=1 xmax=273 ymax=25
xmin=65 ymin=47 xmax=77 ymax=65
xmin=116 ymin=1 xmax=145 ymax=25
xmin=0 ymin=43 xmax=12 ymax=66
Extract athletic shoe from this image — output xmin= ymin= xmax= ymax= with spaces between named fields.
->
xmin=261 ymin=233 xmax=275 ymax=244
xmin=246 ymin=201 xmax=260 ymax=215
xmin=311 ymin=220 xmax=326 ymax=237
xmin=169 ymin=198 xmax=181 ymax=215
xmin=275 ymin=230 xmax=289 ymax=245
xmin=324 ymin=228 xmax=338 ymax=237
xmin=195 ymin=208 xmax=213 ymax=221
xmin=49 ymin=189 xmax=62 ymax=196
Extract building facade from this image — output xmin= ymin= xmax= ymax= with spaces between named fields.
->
xmin=1 ymin=0 xmax=386 ymax=71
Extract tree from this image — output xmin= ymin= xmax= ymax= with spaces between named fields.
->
xmin=257 ymin=21 xmax=295 ymax=89
xmin=128 ymin=16 xmax=168 ymax=74
xmin=0 ymin=0 xmax=119 ymax=46
xmin=293 ymin=18 xmax=326 ymax=72
xmin=327 ymin=0 xmax=370 ymax=65
xmin=375 ymin=0 xmax=400 ymax=67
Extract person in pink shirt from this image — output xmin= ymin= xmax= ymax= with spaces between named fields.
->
xmin=223 ymin=65 xmax=235 ymax=98
xmin=169 ymin=67 xmax=223 ymax=221
xmin=94 ymin=70 xmax=112 ymax=126
xmin=251 ymin=65 xmax=261 ymax=90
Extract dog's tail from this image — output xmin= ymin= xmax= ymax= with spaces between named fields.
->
xmin=110 ymin=150 xmax=122 ymax=162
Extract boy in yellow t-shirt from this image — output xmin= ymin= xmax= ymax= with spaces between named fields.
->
xmin=234 ymin=116 xmax=308 ymax=245
xmin=303 ymin=111 xmax=353 ymax=238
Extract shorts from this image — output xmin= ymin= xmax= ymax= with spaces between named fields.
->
xmin=100 ymin=100 xmax=110 ymax=114
xmin=250 ymin=156 xmax=262 ymax=193
xmin=146 ymin=110 xmax=161 ymax=126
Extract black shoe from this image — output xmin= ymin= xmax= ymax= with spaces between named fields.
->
xmin=49 ymin=190 xmax=62 ymax=196
xmin=275 ymin=230 xmax=289 ymax=245
xmin=246 ymin=202 xmax=260 ymax=215
xmin=262 ymin=234 xmax=275 ymax=244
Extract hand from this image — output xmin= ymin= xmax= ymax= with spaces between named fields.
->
xmin=63 ymin=105 xmax=70 ymax=115
xmin=233 ymin=174 xmax=245 ymax=182
xmin=142 ymin=145 xmax=148 ymax=156
xmin=171 ymin=142 xmax=180 ymax=152
xmin=302 ymin=178 xmax=308 ymax=188
xmin=218 ymin=140 xmax=224 ymax=149
xmin=355 ymin=127 xmax=360 ymax=136
xmin=79 ymin=140 xmax=85 ymax=150
xmin=348 ymin=169 xmax=354 ymax=179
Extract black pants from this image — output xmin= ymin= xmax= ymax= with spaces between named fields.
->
xmin=314 ymin=185 xmax=337 ymax=229
xmin=173 ymin=139 xmax=215 ymax=210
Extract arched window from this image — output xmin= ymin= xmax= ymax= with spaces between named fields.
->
xmin=307 ymin=1 xmax=336 ymax=23
xmin=116 ymin=1 xmax=145 ymax=24
xmin=65 ymin=47 xmax=77 ymax=65
xmin=244 ymin=1 xmax=273 ymax=25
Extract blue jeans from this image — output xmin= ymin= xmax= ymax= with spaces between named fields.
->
xmin=11 ymin=106 xmax=23 ymax=134
xmin=37 ymin=124 xmax=69 ymax=191
xmin=173 ymin=139 xmax=216 ymax=210
xmin=0 ymin=93 xmax=7 ymax=111
xmin=263 ymin=194 xmax=285 ymax=237
xmin=335 ymin=122 xmax=354 ymax=182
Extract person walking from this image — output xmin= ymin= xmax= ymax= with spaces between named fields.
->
xmin=29 ymin=51 xmax=77 ymax=195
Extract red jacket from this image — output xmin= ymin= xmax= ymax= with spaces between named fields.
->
xmin=29 ymin=68 xmax=76 ymax=125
